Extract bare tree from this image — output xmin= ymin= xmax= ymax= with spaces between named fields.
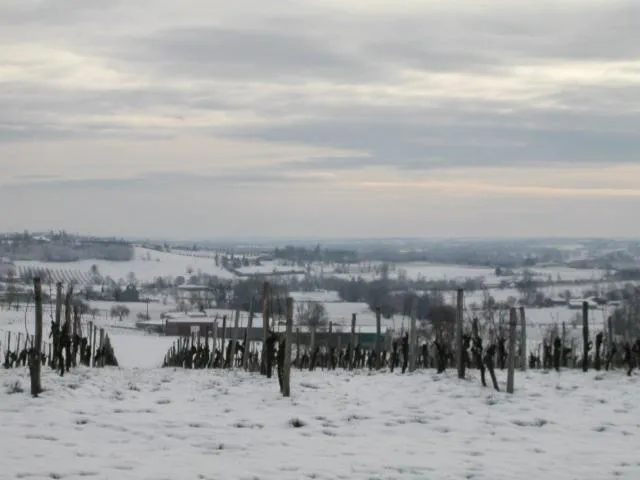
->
xmin=296 ymin=301 xmax=329 ymax=331
xmin=110 ymin=304 xmax=131 ymax=322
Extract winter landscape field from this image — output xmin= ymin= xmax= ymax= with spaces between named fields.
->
xmin=2 ymin=362 xmax=640 ymax=480
xmin=2 ymin=235 xmax=640 ymax=480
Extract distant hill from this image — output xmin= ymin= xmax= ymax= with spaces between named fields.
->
xmin=0 ymin=233 xmax=134 ymax=262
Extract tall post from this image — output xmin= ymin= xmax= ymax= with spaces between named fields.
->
xmin=582 ymin=301 xmax=589 ymax=372
xmin=55 ymin=282 xmax=63 ymax=326
xmin=456 ymin=288 xmax=464 ymax=379
xmin=375 ymin=307 xmax=382 ymax=370
xmin=220 ymin=315 xmax=227 ymax=368
xmin=73 ymin=304 xmax=81 ymax=338
xmin=309 ymin=327 xmax=316 ymax=358
xmin=243 ymin=299 xmax=254 ymax=370
xmin=408 ymin=296 xmax=417 ymax=373
xmin=519 ymin=306 xmax=527 ymax=371
xmin=295 ymin=328 xmax=301 ymax=367
xmin=64 ymin=287 xmax=74 ymax=368
xmin=349 ymin=313 xmax=357 ymax=370
xmin=91 ymin=325 xmax=97 ymax=367
xmin=30 ymin=277 xmax=43 ymax=397
xmin=54 ymin=282 xmax=62 ymax=366
xmin=261 ymin=282 xmax=270 ymax=375
xmin=507 ymin=307 xmax=517 ymax=394
xmin=282 ymin=297 xmax=293 ymax=397
xmin=607 ymin=316 xmax=613 ymax=359
xmin=211 ymin=320 xmax=218 ymax=367
xmin=99 ymin=328 xmax=105 ymax=367
xmin=230 ymin=310 xmax=240 ymax=369
xmin=87 ymin=322 xmax=93 ymax=366
xmin=561 ymin=322 xmax=566 ymax=367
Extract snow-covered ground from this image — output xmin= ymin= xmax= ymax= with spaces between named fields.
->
xmin=2 ymin=366 xmax=640 ymax=480
xmin=320 ymin=262 xmax=608 ymax=284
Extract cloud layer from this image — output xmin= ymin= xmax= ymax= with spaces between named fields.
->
xmin=1 ymin=0 xmax=639 ymax=238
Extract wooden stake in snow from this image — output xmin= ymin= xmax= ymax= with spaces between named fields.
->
xmin=220 ymin=315 xmax=227 ymax=368
xmin=261 ymin=281 xmax=270 ymax=375
xmin=230 ymin=310 xmax=240 ymax=369
xmin=54 ymin=282 xmax=63 ymax=327
xmin=456 ymin=288 xmax=464 ymax=379
xmin=582 ymin=301 xmax=589 ymax=372
xmin=210 ymin=320 xmax=218 ymax=368
xmin=309 ymin=326 xmax=316 ymax=370
xmin=408 ymin=296 xmax=417 ymax=373
xmin=295 ymin=328 xmax=301 ymax=367
xmin=375 ymin=307 xmax=382 ymax=370
xmin=282 ymin=297 xmax=293 ymax=397
xmin=99 ymin=328 xmax=105 ymax=367
xmin=607 ymin=316 xmax=613 ymax=359
xmin=64 ymin=286 xmax=74 ymax=368
xmin=91 ymin=326 xmax=97 ymax=368
xmin=519 ymin=306 xmax=527 ymax=372
xmin=506 ymin=307 xmax=517 ymax=394
xmin=88 ymin=322 xmax=94 ymax=367
xmin=349 ymin=313 xmax=357 ymax=370
xmin=561 ymin=322 xmax=566 ymax=367
xmin=30 ymin=277 xmax=43 ymax=397
xmin=243 ymin=299 xmax=254 ymax=370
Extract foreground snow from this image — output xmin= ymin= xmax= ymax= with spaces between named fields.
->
xmin=1 ymin=368 xmax=639 ymax=480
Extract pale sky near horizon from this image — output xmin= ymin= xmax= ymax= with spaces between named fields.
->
xmin=1 ymin=0 xmax=639 ymax=239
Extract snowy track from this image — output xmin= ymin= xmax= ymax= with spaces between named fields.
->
xmin=1 ymin=368 xmax=639 ymax=480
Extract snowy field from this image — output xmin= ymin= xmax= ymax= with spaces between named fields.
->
xmin=11 ymin=249 xmax=611 ymax=289
xmin=14 ymin=247 xmax=236 ymax=284
xmin=2 ymin=366 xmax=640 ymax=480
xmin=321 ymin=262 xmax=608 ymax=284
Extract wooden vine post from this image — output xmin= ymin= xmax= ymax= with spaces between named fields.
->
xmin=375 ymin=307 xmax=382 ymax=370
xmin=282 ymin=297 xmax=293 ymax=397
xmin=99 ymin=328 xmax=105 ymax=367
xmin=220 ymin=315 xmax=227 ymax=368
xmin=243 ymin=298 xmax=254 ymax=370
xmin=230 ymin=310 xmax=240 ymax=369
xmin=349 ymin=313 xmax=357 ymax=370
xmin=261 ymin=281 xmax=270 ymax=375
xmin=582 ymin=301 xmax=589 ymax=372
xmin=408 ymin=296 xmax=417 ymax=373
xmin=507 ymin=307 xmax=517 ymax=394
xmin=30 ymin=277 xmax=43 ymax=397
xmin=519 ymin=306 xmax=527 ymax=371
xmin=456 ymin=288 xmax=464 ymax=379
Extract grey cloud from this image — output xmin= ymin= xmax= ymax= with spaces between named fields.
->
xmin=0 ymin=121 xmax=173 ymax=143
xmin=0 ymin=83 xmax=186 ymax=142
xmin=2 ymin=0 xmax=640 ymax=173
xmin=0 ymin=0 xmax=122 ymax=26
xmin=115 ymin=26 xmax=386 ymax=82
xmin=221 ymin=107 xmax=640 ymax=172
xmin=365 ymin=1 xmax=640 ymax=71
xmin=4 ymin=171 xmax=331 ymax=190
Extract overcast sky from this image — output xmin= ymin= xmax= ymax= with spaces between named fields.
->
xmin=1 ymin=0 xmax=639 ymax=239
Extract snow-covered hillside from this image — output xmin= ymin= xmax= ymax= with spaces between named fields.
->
xmin=14 ymin=246 xmax=236 ymax=284
xmin=1 ymin=367 xmax=639 ymax=479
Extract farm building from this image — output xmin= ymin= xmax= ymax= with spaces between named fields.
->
xmin=136 ymin=310 xmax=390 ymax=347
xmin=568 ymin=298 xmax=601 ymax=309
